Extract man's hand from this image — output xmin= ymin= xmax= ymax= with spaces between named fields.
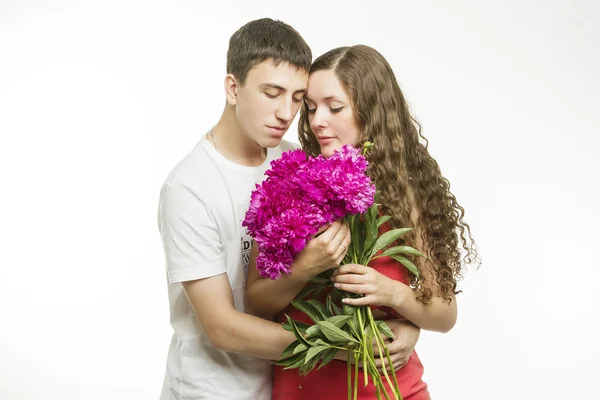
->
xmin=373 ymin=319 xmax=420 ymax=372
xmin=332 ymin=319 xmax=420 ymax=373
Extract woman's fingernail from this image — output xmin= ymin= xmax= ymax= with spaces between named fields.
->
xmin=342 ymin=298 xmax=348 ymax=304
xmin=334 ymin=283 xmax=340 ymax=288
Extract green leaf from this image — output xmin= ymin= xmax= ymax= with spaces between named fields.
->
xmin=293 ymin=343 xmax=308 ymax=355
xmin=327 ymin=295 xmax=343 ymax=316
xmin=291 ymin=300 xmax=324 ymax=323
xmin=368 ymin=228 xmax=414 ymax=260
xmin=317 ymin=348 xmax=339 ymax=370
xmin=364 ymin=324 xmax=372 ymax=337
xmin=307 ymin=299 xmax=332 ymax=320
xmin=326 ymin=315 xmax=351 ymax=329
xmin=280 ymin=340 xmax=298 ymax=359
xmin=300 ymin=350 xmax=323 ymax=375
xmin=342 ymin=252 xmax=353 ymax=265
xmin=381 ymin=245 xmax=425 ymax=258
xmin=305 ymin=345 xmax=329 ymax=363
xmin=305 ymin=325 xmax=320 ymax=338
xmin=364 ymin=205 xmax=378 ymax=252
xmin=295 ymin=285 xmax=317 ymax=301
xmin=376 ymin=320 xmax=395 ymax=340
xmin=374 ymin=191 xmax=382 ymax=204
xmin=284 ymin=314 xmax=311 ymax=347
xmin=313 ymin=338 xmax=331 ymax=346
xmin=351 ymin=216 xmax=364 ymax=260
xmin=272 ymin=350 xmax=305 ymax=366
xmin=345 ymin=213 xmax=355 ymax=227
xmin=329 ymin=287 xmax=342 ymax=302
xmin=316 ymin=320 xmax=358 ymax=344
xmin=313 ymin=285 xmax=326 ymax=300
xmin=325 ymin=295 xmax=336 ymax=316
xmin=283 ymin=353 xmax=309 ymax=370
xmin=309 ymin=276 xmax=330 ymax=285
xmin=282 ymin=319 xmax=292 ymax=331
xmin=376 ymin=215 xmax=391 ymax=228
xmin=347 ymin=314 xmax=361 ymax=339
xmin=343 ymin=303 xmax=356 ymax=316
xmin=389 ymin=255 xmax=420 ymax=277
xmin=282 ymin=319 xmax=311 ymax=334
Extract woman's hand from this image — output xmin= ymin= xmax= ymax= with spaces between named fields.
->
xmin=332 ymin=264 xmax=404 ymax=308
xmin=292 ymin=220 xmax=351 ymax=280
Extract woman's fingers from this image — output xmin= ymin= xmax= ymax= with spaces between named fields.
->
xmin=335 ymin=264 xmax=369 ymax=275
xmin=340 ymin=294 xmax=375 ymax=306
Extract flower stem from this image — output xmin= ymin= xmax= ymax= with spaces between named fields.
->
xmin=347 ymin=351 xmax=352 ymax=400
xmin=383 ymin=343 xmax=401 ymax=399
xmin=368 ymin=309 xmax=401 ymax=400
xmin=353 ymin=351 xmax=359 ymax=400
xmin=365 ymin=355 xmax=383 ymax=400
xmin=366 ymin=355 xmax=391 ymax=400
xmin=357 ymin=307 xmax=368 ymax=386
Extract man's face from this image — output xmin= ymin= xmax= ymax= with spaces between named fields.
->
xmin=234 ymin=61 xmax=308 ymax=148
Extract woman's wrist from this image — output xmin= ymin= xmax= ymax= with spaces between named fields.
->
xmin=388 ymin=279 xmax=411 ymax=312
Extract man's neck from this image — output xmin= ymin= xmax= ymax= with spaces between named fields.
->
xmin=210 ymin=107 xmax=267 ymax=167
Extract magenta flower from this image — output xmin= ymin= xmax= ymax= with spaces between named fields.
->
xmin=243 ymin=145 xmax=375 ymax=279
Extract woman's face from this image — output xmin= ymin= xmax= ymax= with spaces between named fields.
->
xmin=305 ymin=69 xmax=361 ymax=158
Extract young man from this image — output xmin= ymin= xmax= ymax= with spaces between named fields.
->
xmin=157 ymin=18 xmax=419 ymax=400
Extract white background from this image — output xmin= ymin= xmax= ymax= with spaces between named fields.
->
xmin=1 ymin=1 xmax=599 ymax=399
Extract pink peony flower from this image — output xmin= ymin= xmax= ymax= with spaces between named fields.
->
xmin=243 ymin=145 xmax=375 ymax=279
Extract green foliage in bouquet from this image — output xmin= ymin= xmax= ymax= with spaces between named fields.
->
xmin=276 ymin=190 xmax=426 ymax=400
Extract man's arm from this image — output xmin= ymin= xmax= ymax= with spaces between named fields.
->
xmin=183 ymin=273 xmax=295 ymax=360
xmin=245 ymin=221 xmax=350 ymax=318
xmin=159 ymin=181 xmax=294 ymax=359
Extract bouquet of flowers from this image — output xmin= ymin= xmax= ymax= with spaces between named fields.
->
xmin=243 ymin=144 xmax=423 ymax=400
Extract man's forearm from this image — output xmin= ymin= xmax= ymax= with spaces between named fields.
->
xmin=245 ymin=270 xmax=309 ymax=318
xmin=207 ymin=308 xmax=295 ymax=359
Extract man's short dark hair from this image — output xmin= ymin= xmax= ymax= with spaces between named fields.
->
xmin=227 ymin=18 xmax=312 ymax=85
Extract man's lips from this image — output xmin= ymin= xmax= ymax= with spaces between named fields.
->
xmin=267 ymin=126 xmax=288 ymax=136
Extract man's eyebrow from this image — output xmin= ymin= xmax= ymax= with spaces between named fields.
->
xmin=260 ymin=83 xmax=285 ymax=91
xmin=261 ymin=83 xmax=307 ymax=94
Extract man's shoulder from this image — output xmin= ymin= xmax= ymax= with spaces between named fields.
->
xmin=160 ymin=140 xmax=223 ymax=199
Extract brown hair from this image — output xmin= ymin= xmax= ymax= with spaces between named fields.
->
xmin=299 ymin=45 xmax=479 ymax=304
xmin=227 ymin=18 xmax=312 ymax=85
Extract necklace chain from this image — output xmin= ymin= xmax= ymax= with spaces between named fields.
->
xmin=209 ymin=129 xmax=219 ymax=152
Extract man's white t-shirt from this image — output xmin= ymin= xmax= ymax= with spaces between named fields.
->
xmin=157 ymin=134 xmax=297 ymax=400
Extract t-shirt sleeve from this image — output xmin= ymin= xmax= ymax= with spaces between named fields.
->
xmin=158 ymin=182 xmax=226 ymax=283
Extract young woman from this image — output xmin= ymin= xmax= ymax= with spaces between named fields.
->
xmin=246 ymin=45 xmax=479 ymax=399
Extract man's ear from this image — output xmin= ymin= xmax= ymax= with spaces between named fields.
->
xmin=224 ymin=74 xmax=238 ymax=106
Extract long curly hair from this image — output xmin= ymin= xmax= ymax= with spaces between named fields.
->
xmin=299 ymin=45 xmax=479 ymax=304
